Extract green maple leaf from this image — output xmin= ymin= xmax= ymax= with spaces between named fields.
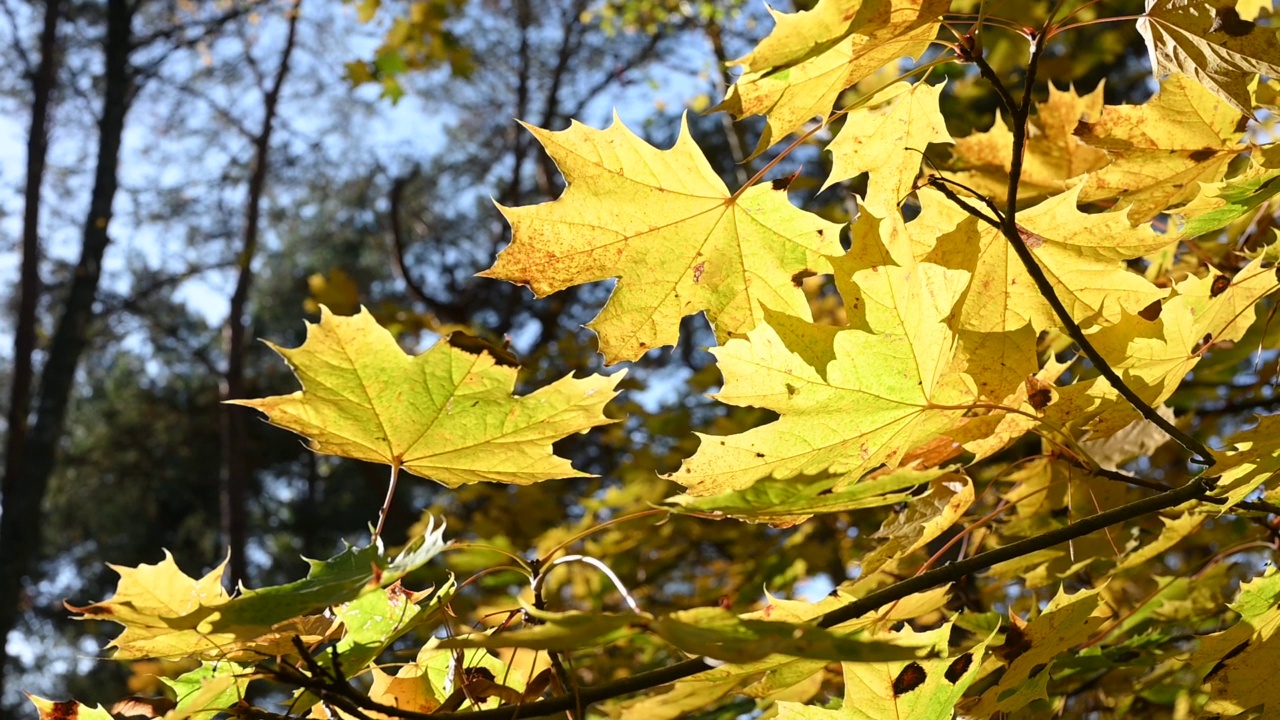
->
xmin=480 ymin=116 xmax=843 ymax=364
xmin=163 ymin=661 xmax=252 ymax=718
xmin=232 ymin=306 xmax=623 ymax=485
xmin=1178 ymin=145 xmax=1280 ymax=237
xmin=666 ymin=464 xmax=954 ymax=526
xmin=1138 ymin=0 xmax=1280 ymax=116
xmin=721 ymin=0 xmax=949 ymax=155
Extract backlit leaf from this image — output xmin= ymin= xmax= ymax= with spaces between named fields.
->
xmin=721 ymin=0 xmax=949 ymax=155
xmin=481 ymin=115 xmax=843 ymax=363
xmin=232 ymin=306 xmax=623 ymax=485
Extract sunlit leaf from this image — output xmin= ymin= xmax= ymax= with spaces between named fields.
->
xmin=232 ymin=307 xmax=623 ymax=485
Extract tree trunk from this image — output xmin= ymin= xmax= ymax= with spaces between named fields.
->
xmin=220 ymin=0 xmax=302 ymax=589
xmin=0 ymin=0 xmax=133 ymax=703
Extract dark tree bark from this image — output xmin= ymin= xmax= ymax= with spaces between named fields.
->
xmin=220 ymin=0 xmax=302 ymax=589
xmin=0 ymin=0 xmax=134 ymax=703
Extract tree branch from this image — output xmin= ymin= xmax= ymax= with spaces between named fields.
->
xmin=326 ymin=476 xmax=1214 ymax=720
xmin=962 ymin=37 xmax=1216 ymax=466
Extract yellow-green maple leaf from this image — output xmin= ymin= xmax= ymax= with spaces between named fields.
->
xmin=968 ymin=587 xmax=1110 ymax=717
xmin=1138 ymin=0 xmax=1280 ymax=116
xmin=480 ymin=116 xmax=843 ymax=364
xmin=949 ymin=82 xmax=1109 ymax=203
xmin=1077 ymin=73 xmax=1248 ymax=221
xmin=1083 ymin=258 xmax=1277 ymax=438
xmin=1177 ymin=144 xmax=1280 ymax=237
xmin=1209 ymin=414 xmax=1280 ymax=508
xmin=1187 ymin=568 xmax=1280 ymax=715
xmin=670 ymin=261 xmax=974 ymax=496
xmin=823 ymin=80 xmax=952 ymax=212
xmin=65 ymin=552 xmax=327 ymax=661
xmin=777 ymin=624 xmax=987 ymax=720
xmin=232 ymin=306 xmax=623 ymax=485
xmin=917 ymin=185 xmax=1171 ymax=334
xmin=721 ymin=0 xmax=949 ymax=155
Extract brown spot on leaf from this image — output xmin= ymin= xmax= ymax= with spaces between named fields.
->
xmin=1193 ymin=333 xmax=1214 ymax=355
xmin=1211 ymin=274 xmax=1231 ymax=297
xmin=1138 ymin=300 xmax=1162 ymax=321
xmin=43 ymin=701 xmax=78 ymax=720
xmin=754 ymin=451 xmax=765 ymax=458
xmin=996 ymin=624 xmax=1030 ymax=662
xmin=791 ymin=269 xmax=817 ymax=287
xmin=447 ymin=332 xmax=521 ymax=367
xmin=1188 ymin=148 xmax=1218 ymax=163
xmin=1210 ymin=7 xmax=1255 ymax=37
xmin=1025 ymin=376 xmax=1053 ymax=411
xmin=693 ymin=262 xmax=706 ymax=284
xmin=892 ymin=662 xmax=928 ymax=696
xmin=1073 ymin=120 xmax=1094 ymax=137
xmin=945 ymin=653 xmax=973 ymax=683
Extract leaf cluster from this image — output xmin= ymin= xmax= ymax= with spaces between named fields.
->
xmin=34 ymin=1 xmax=1280 ymax=719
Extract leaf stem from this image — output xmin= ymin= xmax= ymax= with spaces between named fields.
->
xmin=373 ymin=461 xmax=401 ymax=541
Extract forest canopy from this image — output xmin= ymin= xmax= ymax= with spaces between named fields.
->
xmin=3 ymin=0 xmax=1280 ymax=718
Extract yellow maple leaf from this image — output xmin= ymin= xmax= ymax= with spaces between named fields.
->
xmin=65 ymin=552 xmax=327 ymax=661
xmin=823 ymin=80 xmax=952 ymax=213
xmin=917 ymin=185 xmax=1171 ymax=334
xmin=670 ymin=261 xmax=974 ymax=496
xmin=949 ymin=82 xmax=1109 ymax=203
xmin=720 ymin=0 xmax=949 ymax=155
xmin=480 ymin=115 xmax=843 ymax=364
xmin=232 ymin=307 xmax=623 ymax=486
xmin=1077 ymin=73 xmax=1248 ymax=221
xmin=1137 ymin=0 xmax=1280 ymax=116
xmin=28 ymin=697 xmax=114 ymax=720
xmin=1089 ymin=257 xmax=1278 ymax=413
